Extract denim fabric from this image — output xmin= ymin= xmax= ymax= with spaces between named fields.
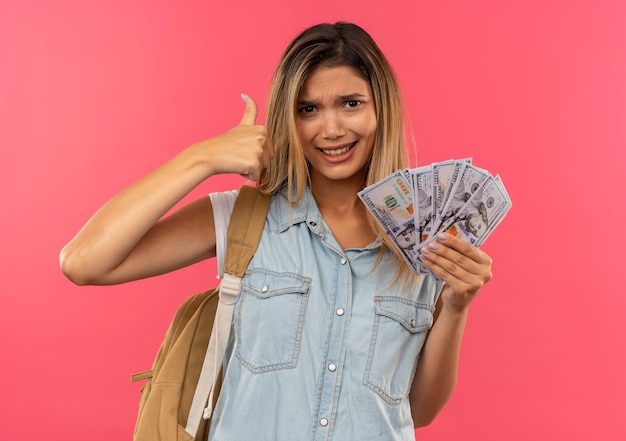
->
xmin=208 ymin=187 xmax=442 ymax=441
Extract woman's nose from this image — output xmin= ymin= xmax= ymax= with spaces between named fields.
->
xmin=321 ymin=112 xmax=345 ymax=139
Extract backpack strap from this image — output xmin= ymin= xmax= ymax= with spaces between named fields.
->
xmin=185 ymin=185 xmax=270 ymax=437
xmin=223 ymin=185 xmax=271 ymax=277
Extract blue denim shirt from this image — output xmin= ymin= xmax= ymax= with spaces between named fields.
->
xmin=208 ymin=187 xmax=442 ymax=441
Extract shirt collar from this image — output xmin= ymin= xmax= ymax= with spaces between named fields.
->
xmin=274 ymin=185 xmax=324 ymax=234
xmin=273 ymin=186 xmax=382 ymax=250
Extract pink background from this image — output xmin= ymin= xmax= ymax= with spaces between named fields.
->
xmin=1 ymin=0 xmax=625 ymax=439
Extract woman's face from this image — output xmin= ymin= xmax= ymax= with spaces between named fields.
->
xmin=295 ymin=65 xmax=377 ymax=184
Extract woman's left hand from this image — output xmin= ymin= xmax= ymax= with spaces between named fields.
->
xmin=419 ymin=232 xmax=492 ymax=313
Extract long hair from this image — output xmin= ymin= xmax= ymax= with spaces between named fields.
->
xmin=260 ymin=22 xmax=415 ymax=279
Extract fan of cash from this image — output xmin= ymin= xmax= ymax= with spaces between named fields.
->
xmin=358 ymin=158 xmax=512 ymax=276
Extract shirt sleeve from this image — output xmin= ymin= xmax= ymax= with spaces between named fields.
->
xmin=209 ymin=189 xmax=239 ymax=279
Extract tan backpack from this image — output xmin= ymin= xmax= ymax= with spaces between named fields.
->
xmin=130 ymin=185 xmax=270 ymax=441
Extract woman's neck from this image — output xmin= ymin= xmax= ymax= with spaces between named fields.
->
xmin=308 ymin=170 xmax=378 ymax=250
xmin=309 ymin=171 xmax=365 ymax=216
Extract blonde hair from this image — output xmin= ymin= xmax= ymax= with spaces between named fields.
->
xmin=260 ymin=22 xmax=415 ymax=280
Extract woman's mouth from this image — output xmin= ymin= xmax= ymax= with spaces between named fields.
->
xmin=319 ymin=142 xmax=357 ymax=156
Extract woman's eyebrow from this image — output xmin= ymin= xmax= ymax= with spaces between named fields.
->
xmin=297 ymin=98 xmax=318 ymax=106
xmin=337 ymin=93 xmax=369 ymax=101
xmin=298 ymin=93 xmax=369 ymax=105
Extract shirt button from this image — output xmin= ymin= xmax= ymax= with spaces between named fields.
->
xmin=336 ymin=308 xmax=345 ymax=316
xmin=309 ymin=221 xmax=317 ymax=227
xmin=261 ymin=285 xmax=269 ymax=293
xmin=328 ymin=363 xmax=337 ymax=372
xmin=319 ymin=418 xmax=329 ymax=427
xmin=340 ymin=257 xmax=347 ymax=265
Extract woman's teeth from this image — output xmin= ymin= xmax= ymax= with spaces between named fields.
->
xmin=322 ymin=143 xmax=355 ymax=156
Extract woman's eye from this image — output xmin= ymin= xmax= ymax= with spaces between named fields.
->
xmin=345 ymin=100 xmax=361 ymax=108
xmin=300 ymin=105 xmax=316 ymax=113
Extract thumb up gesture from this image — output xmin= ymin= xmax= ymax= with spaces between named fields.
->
xmin=201 ymin=94 xmax=275 ymax=182
xmin=239 ymin=93 xmax=259 ymax=126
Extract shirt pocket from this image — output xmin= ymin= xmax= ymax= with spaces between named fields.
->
xmin=364 ymin=296 xmax=434 ymax=405
xmin=235 ymin=269 xmax=311 ymax=374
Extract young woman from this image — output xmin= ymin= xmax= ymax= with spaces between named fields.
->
xmin=61 ymin=22 xmax=492 ymax=440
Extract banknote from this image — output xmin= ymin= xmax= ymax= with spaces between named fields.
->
xmin=436 ymin=163 xmax=490 ymax=231
xmin=359 ymin=158 xmax=512 ymax=278
xmin=431 ymin=159 xmax=471 ymax=233
xmin=357 ymin=171 xmax=425 ymax=274
xmin=476 ymin=175 xmax=513 ymax=247
xmin=433 ymin=174 xmax=512 ymax=247
xmin=408 ymin=165 xmax=434 ymax=243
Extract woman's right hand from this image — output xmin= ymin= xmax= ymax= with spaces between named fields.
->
xmin=197 ymin=94 xmax=274 ymax=182
xmin=60 ymin=94 xmax=274 ymax=286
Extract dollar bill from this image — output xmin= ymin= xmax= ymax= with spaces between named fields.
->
xmin=408 ymin=165 xmax=434 ymax=244
xmin=431 ymin=159 xmax=472 ymax=233
xmin=475 ymin=175 xmax=512 ymax=247
xmin=360 ymin=160 xmax=511 ymax=278
xmin=436 ymin=163 xmax=490 ymax=231
xmin=434 ymin=174 xmax=512 ymax=247
xmin=431 ymin=160 xmax=455 ymax=231
xmin=358 ymin=171 xmax=424 ymax=274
